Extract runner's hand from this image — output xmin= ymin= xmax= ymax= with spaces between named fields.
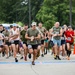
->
xmin=31 ymin=36 xmax=34 ymax=41
xmin=9 ymin=38 xmax=13 ymax=42
xmin=53 ymin=34 xmax=58 ymax=37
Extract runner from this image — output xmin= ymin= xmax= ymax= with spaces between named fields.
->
xmin=50 ymin=22 xmax=62 ymax=60
xmin=8 ymin=25 xmax=13 ymax=57
xmin=0 ymin=25 xmax=5 ymax=57
xmin=49 ymin=29 xmax=55 ymax=55
xmin=38 ymin=22 xmax=46 ymax=57
xmin=60 ymin=26 xmax=66 ymax=56
xmin=0 ymin=32 xmax=5 ymax=55
xmin=9 ymin=24 xmax=20 ymax=62
xmin=64 ymin=26 xmax=74 ymax=60
xmin=44 ymin=30 xmax=49 ymax=55
xmin=3 ymin=28 xmax=10 ymax=58
xmin=20 ymin=24 xmax=28 ymax=61
xmin=25 ymin=22 xmax=40 ymax=65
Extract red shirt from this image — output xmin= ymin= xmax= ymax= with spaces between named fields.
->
xmin=65 ymin=30 xmax=74 ymax=43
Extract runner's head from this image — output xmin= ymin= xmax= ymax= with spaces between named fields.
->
xmin=68 ymin=26 xmax=72 ymax=31
xmin=38 ymin=22 xmax=43 ymax=28
xmin=31 ymin=22 xmax=36 ymax=30
xmin=0 ymin=24 xmax=3 ymax=31
xmin=54 ymin=22 xmax=60 ymax=28
xmin=10 ymin=25 xmax=13 ymax=29
xmin=13 ymin=24 xmax=17 ymax=30
xmin=63 ymin=24 xmax=68 ymax=31
xmin=24 ymin=24 xmax=28 ymax=30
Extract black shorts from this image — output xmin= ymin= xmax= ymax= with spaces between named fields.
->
xmin=66 ymin=42 xmax=73 ymax=45
xmin=28 ymin=44 xmax=38 ymax=50
xmin=70 ymin=43 xmax=73 ymax=45
xmin=38 ymin=43 xmax=41 ymax=46
xmin=65 ymin=42 xmax=73 ymax=51
xmin=41 ymin=40 xmax=44 ymax=44
xmin=0 ymin=45 xmax=4 ymax=48
xmin=14 ymin=40 xmax=20 ymax=45
xmin=5 ymin=42 xmax=11 ymax=46
xmin=11 ymin=40 xmax=19 ymax=45
xmin=61 ymin=40 xmax=66 ymax=45
xmin=32 ymin=44 xmax=38 ymax=49
xmin=23 ymin=41 xmax=27 ymax=46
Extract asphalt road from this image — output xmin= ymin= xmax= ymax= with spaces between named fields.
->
xmin=0 ymin=51 xmax=75 ymax=75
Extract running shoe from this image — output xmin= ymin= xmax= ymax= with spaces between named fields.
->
xmin=15 ymin=58 xmax=18 ymax=62
xmin=32 ymin=61 xmax=35 ymax=65
xmin=28 ymin=53 xmax=31 ymax=59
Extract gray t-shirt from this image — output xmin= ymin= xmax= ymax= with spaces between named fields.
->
xmin=26 ymin=28 xmax=39 ymax=45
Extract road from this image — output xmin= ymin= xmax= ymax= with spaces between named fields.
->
xmin=0 ymin=51 xmax=75 ymax=75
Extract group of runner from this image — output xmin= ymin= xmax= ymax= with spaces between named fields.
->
xmin=0 ymin=22 xmax=75 ymax=65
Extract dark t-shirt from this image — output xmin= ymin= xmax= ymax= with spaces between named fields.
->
xmin=20 ymin=30 xmax=27 ymax=42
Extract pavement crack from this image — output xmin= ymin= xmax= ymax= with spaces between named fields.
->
xmin=30 ymin=64 xmax=40 ymax=75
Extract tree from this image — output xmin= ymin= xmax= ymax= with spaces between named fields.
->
xmin=0 ymin=0 xmax=19 ymax=23
xmin=72 ymin=0 xmax=75 ymax=27
xmin=0 ymin=0 xmax=43 ymax=24
xmin=0 ymin=0 xmax=75 ymax=29
xmin=36 ymin=0 xmax=75 ymax=29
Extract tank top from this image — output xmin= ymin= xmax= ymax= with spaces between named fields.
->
xmin=11 ymin=28 xmax=20 ymax=40
xmin=61 ymin=31 xmax=65 ymax=40
xmin=53 ymin=26 xmax=61 ymax=40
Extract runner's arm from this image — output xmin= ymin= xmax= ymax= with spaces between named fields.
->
xmin=25 ymin=33 xmax=31 ymax=40
xmin=34 ymin=34 xmax=40 ymax=40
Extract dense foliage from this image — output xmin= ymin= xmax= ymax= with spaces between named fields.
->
xmin=0 ymin=0 xmax=75 ymax=29
xmin=36 ymin=0 xmax=75 ymax=29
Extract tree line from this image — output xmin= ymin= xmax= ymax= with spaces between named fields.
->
xmin=0 ymin=0 xmax=75 ymax=29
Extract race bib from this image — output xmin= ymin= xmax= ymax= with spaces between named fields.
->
xmin=55 ymin=32 xmax=59 ymax=34
xmin=61 ymin=37 xmax=65 ymax=40
xmin=67 ymin=37 xmax=71 ymax=41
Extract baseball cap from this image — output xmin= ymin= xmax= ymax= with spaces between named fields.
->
xmin=13 ymin=23 xmax=17 ymax=27
xmin=68 ymin=25 xmax=72 ymax=28
xmin=31 ymin=22 xmax=37 ymax=26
